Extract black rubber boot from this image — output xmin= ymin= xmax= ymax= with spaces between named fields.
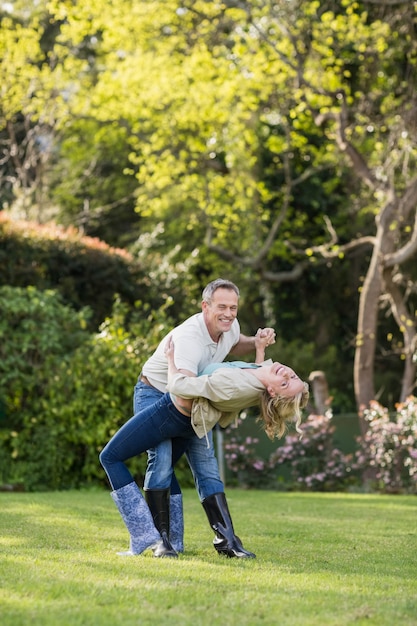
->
xmin=202 ymin=492 xmax=256 ymax=559
xmin=145 ymin=489 xmax=178 ymax=558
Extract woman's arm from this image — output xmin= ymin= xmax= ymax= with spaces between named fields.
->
xmin=165 ymin=337 xmax=194 ymax=412
xmin=165 ymin=338 xmax=235 ymax=401
xmin=166 ymin=336 xmax=182 ymax=379
xmin=254 ymin=329 xmax=272 ymax=363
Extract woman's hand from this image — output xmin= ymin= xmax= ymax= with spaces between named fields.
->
xmin=254 ymin=328 xmax=276 ymax=364
xmin=164 ymin=336 xmax=175 ymax=361
xmin=165 ymin=336 xmax=178 ymax=380
xmin=255 ymin=328 xmax=275 ymax=350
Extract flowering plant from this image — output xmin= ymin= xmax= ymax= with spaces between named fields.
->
xmin=269 ymin=414 xmax=354 ymax=491
xmin=353 ymin=397 xmax=417 ymax=493
xmin=223 ymin=419 xmax=274 ymax=488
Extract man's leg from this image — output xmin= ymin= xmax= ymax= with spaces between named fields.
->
xmin=173 ymin=432 xmax=223 ymax=500
xmin=175 ymin=434 xmax=256 ymax=559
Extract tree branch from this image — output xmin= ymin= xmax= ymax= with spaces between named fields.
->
xmin=261 ymin=261 xmax=309 ymax=282
xmin=383 ymin=204 xmax=417 ymax=268
xmin=316 ymin=100 xmax=383 ymax=191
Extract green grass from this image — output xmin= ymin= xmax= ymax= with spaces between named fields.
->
xmin=0 ymin=489 xmax=416 ymax=626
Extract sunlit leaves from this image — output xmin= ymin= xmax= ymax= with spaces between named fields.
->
xmin=3 ymin=0 xmax=417 ymax=263
xmin=0 ymin=17 xmax=44 ymax=118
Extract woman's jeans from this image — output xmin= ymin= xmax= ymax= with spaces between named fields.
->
xmin=99 ymin=393 xmax=196 ymax=491
xmin=133 ymin=381 xmax=224 ymax=501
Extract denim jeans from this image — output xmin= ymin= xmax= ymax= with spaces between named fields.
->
xmin=99 ymin=393 xmax=196 ymax=491
xmin=133 ymin=380 xmax=224 ymax=501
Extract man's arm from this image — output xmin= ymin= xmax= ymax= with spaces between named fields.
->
xmin=229 ymin=327 xmax=276 ymax=357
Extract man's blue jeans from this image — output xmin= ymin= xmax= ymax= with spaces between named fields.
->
xmin=133 ymin=380 xmax=224 ymax=501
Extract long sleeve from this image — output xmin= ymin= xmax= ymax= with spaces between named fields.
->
xmin=168 ymin=368 xmax=265 ymax=440
xmin=167 ymin=371 xmax=236 ymax=402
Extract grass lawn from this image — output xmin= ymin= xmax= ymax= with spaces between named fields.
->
xmin=0 ymin=489 xmax=416 ymax=626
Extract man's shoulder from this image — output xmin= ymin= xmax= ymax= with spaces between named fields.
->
xmin=174 ymin=313 xmax=204 ymax=336
xmin=174 ymin=312 xmax=240 ymax=344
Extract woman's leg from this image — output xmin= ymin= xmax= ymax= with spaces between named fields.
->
xmin=99 ymin=394 xmax=195 ymax=491
xmin=110 ymin=481 xmax=161 ymax=555
xmin=134 ymin=382 xmax=184 ymax=552
xmin=134 ymin=381 xmax=181 ymax=493
xmin=100 ymin=395 xmax=194 ymax=558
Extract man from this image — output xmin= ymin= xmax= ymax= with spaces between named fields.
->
xmin=134 ymin=278 xmax=275 ymax=558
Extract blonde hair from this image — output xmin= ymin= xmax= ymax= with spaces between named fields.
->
xmin=257 ymin=382 xmax=310 ymax=440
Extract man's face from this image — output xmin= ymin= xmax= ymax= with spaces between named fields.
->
xmin=202 ymin=288 xmax=239 ymax=341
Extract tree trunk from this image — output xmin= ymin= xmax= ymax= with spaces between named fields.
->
xmin=382 ymin=266 xmax=417 ymax=401
xmin=353 ymin=247 xmax=381 ymax=431
xmin=354 ymin=199 xmax=397 ymax=431
xmin=308 ymin=370 xmax=331 ymax=416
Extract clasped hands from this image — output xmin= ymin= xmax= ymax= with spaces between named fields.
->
xmin=255 ymin=327 xmax=276 ymax=349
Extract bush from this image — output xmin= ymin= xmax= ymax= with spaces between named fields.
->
xmin=0 ymin=213 xmax=148 ymax=330
xmin=269 ymin=414 xmax=354 ymax=491
xmin=222 ymin=412 xmax=355 ymax=491
xmin=223 ymin=418 xmax=275 ymax=489
xmin=0 ymin=285 xmax=91 ymax=487
xmin=1 ymin=296 xmax=195 ymax=491
xmin=353 ymin=397 xmax=417 ymax=494
xmin=0 ymin=285 xmax=90 ymax=423
xmin=10 ymin=319 xmax=138 ymax=490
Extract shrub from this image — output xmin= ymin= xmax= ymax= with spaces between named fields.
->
xmin=1 ymin=296 xmax=195 ymax=491
xmin=353 ymin=397 xmax=417 ymax=494
xmin=269 ymin=414 xmax=354 ymax=491
xmin=223 ymin=418 xmax=274 ymax=489
xmin=0 ymin=285 xmax=90 ymax=424
xmin=0 ymin=213 xmax=147 ymax=330
xmin=0 ymin=285 xmax=91 ymax=487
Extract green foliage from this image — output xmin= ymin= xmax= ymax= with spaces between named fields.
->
xmin=224 ymin=425 xmax=275 ymax=489
xmin=0 ymin=285 xmax=90 ymax=486
xmin=49 ymin=119 xmax=140 ymax=247
xmin=0 ymin=213 xmax=147 ymax=329
xmin=269 ymin=414 xmax=355 ymax=492
xmin=11 ymin=321 xmax=137 ymax=490
xmin=1 ymin=0 xmax=416 ymax=421
xmin=0 ymin=295 xmax=195 ymax=491
xmin=354 ymin=397 xmax=417 ymax=494
xmin=0 ymin=285 xmax=90 ymax=421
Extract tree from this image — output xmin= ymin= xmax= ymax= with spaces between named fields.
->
xmin=2 ymin=0 xmax=416 ymax=424
xmin=114 ymin=0 xmax=417 ymax=420
xmin=0 ymin=3 xmax=53 ymax=217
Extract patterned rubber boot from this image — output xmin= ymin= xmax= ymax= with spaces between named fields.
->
xmin=169 ymin=493 xmax=184 ymax=553
xmin=111 ymin=481 xmax=161 ymax=556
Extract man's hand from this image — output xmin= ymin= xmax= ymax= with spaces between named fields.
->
xmin=230 ymin=327 xmax=276 ymax=356
xmin=256 ymin=327 xmax=276 ymax=347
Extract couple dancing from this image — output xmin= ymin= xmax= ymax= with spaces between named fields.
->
xmin=99 ymin=279 xmax=309 ymax=559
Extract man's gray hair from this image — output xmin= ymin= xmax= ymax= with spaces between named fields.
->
xmin=202 ymin=279 xmax=240 ymax=304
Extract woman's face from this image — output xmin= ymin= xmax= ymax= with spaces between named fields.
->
xmin=264 ymin=362 xmax=305 ymax=398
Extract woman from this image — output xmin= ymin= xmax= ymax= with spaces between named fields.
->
xmin=166 ymin=336 xmax=309 ymax=444
xmin=99 ymin=333 xmax=309 ymax=558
